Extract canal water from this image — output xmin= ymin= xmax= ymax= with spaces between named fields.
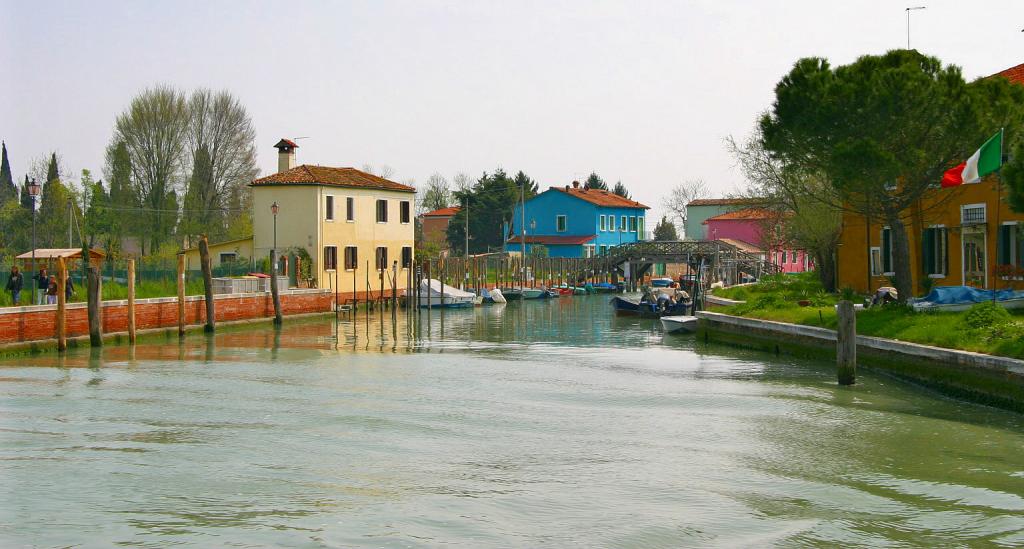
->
xmin=2 ymin=296 xmax=1024 ymax=547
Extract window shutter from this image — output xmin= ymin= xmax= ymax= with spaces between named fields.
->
xmin=922 ymin=229 xmax=934 ymax=275
xmin=998 ymin=225 xmax=1011 ymax=266
xmin=882 ymin=228 xmax=892 ymax=273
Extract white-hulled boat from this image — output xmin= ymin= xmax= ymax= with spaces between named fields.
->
xmin=419 ymin=279 xmax=477 ymax=308
xmin=660 ymin=315 xmax=699 ymax=333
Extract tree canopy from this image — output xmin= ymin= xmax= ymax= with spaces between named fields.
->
xmin=652 ymin=216 xmax=678 ymax=241
xmin=760 ymin=49 xmax=1018 ymax=300
xmin=584 ymin=172 xmax=607 ymax=191
xmin=446 ymin=169 xmax=537 ymax=255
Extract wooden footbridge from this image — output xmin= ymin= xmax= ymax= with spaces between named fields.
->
xmin=584 ymin=239 xmax=780 ymax=286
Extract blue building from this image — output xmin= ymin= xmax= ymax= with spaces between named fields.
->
xmin=505 ymin=181 xmax=649 ymax=258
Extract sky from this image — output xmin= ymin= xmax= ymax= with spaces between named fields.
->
xmin=3 ymin=0 xmax=1024 ymax=224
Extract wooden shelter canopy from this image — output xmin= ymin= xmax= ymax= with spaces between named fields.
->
xmin=15 ymin=248 xmax=106 ymax=261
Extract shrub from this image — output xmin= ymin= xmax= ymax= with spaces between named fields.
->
xmin=839 ymin=286 xmax=858 ymax=302
xmin=962 ymin=301 xmax=1012 ymax=330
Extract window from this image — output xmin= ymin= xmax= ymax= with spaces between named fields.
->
xmin=376 ymin=199 xmax=388 ymax=223
xmin=961 ymin=203 xmax=986 ymax=225
xmin=781 ymin=250 xmax=787 ymax=265
xmin=922 ymin=226 xmax=948 ymax=277
xmin=608 ymin=216 xmax=615 ymax=231
xmin=870 ymin=247 xmax=882 ymax=276
xmin=599 ymin=215 xmax=606 ymax=231
xmin=629 ymin=216 xmax=637 ymax=232
xmin=325 ymin=195 xmax=335 ymax=221
xmin=556 ymin=215 xmax=567 ymax=232
xmin=346 ymin=197 xmax=355 ymax=221
xmin=401 ymin=246 xmax=412 ymax=268
xmin=638 ymin=217 xmax=644 ymax=238
xmin=600 ymin=245 xmax=608 ymax=255
xmin=400 ymin=201 xmax=411 ymax=224
xmin=881 ymin=227 xmax=894 ymax=275
xmin=375 ymin=246 xmax=388 ymax=270
xmin=344 ymin=246 xmax=358 ymax=270
xmin=219 ymin=252 xmax=237 ymax=264
xmin=790 ymin=250 xmax=796 ymax=264
xmin=620 ymin=216 xmax=627 ymax=232
xmin=324 ymin=246 xmax=338 ymax=271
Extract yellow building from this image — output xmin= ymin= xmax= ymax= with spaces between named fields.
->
xmin=249 ymin=139 xmax=416 ymax=295
xmin=181 ymin=236 xmax=254 ymax=272
xmin=837 ymin=177 xmax=1024 ymax=296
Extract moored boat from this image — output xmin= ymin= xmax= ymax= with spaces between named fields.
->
xmin=610 ymin=295 xmax=690 ymax=318
xmin=660 ymin=315 xmax=699 ymax=333
xmin=419 ymin=279 xmax=477 ymax=308
xmin=911 ymin=286 xmax=1024 ymax=312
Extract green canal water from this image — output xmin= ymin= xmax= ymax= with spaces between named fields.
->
xmin=2 ymin=296 xmax=1024 ymax=547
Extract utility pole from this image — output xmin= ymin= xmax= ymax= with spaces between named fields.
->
xmin=906 ymin=6 xmax=925 ymax=49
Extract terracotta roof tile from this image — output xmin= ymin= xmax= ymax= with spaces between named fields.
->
xmin=422 ymin=206 xmax=461 ymax=217
xmin=550 ymin=186 xmax=648 ymax=209
xmin=687 ymin=198 xmax=757 ymax=207
xmin=251 ymin=165 xmax=415 ymax=193
xmin=507 ymin=234 xmax=596 ymax=245
xmin=993 ymin=62 xmax=1024 ymax=85
xmin=703 ymin=207 xmax=777 ymax=222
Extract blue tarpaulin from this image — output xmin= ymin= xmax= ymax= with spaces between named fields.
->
xmin=919 ymin=286 xmax=1023 ymax=305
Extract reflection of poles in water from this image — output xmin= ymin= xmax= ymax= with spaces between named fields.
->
xmin=272 ymin=324 xmax=281 ymax=359
xmin=204 ymin=333 xmax=215 ymax=363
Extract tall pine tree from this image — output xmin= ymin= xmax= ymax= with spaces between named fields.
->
xmin=584 ymin=172 xmax=608 ymax=190
xmin=20 ymin=175 xmax=33 ymax=211
xmin=612 ymin=181 xmax=631 ymax=199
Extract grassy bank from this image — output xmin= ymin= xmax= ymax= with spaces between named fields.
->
xmin=0 ymin=279 xmax=209 ymax=307
xmin=714 ymin=272 xmax=1024 ymax=359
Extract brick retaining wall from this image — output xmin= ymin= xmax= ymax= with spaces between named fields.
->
xmin=0 ymin=289 xmax=334 ymax=345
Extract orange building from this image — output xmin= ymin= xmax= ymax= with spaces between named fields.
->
xmin=837 ymin=62 xmax=1024 ymax=297
xmin=837 ymin=177 xmax=1024 ymax=295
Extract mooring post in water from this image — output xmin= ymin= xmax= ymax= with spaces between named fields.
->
xmin=56 ymin=256 xmax=67 ymax=351
xmin=270 ymin=249 xmax=283 ymax=325
xmin=837 ymin=300 xmax=856 ymax=385
xmin=127 ymin=258 xmax=136 ymax=344
xmin=177 ymin=253 xmax=186 ymax=337
xmin=87 ymin=262 xmax=102 ymax=346
xmin=199 ymin=236 xmax=215 ymax=333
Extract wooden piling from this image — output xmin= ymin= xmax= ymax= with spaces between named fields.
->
xmin=837 ymin=300 xmax=856 ymax=385
xmin=270 ymin=249 xmax=283 ymax=325
xmin=56 ymin=257 xmax=67 ymax=352
xmin=127 ymin=258 xmax=136 ymax=344
xmin=199 ymin=236 xmax=215 ymax=333
xmin=177 ymin=254 xmax=186 ymax=337
xmin=87 ymin=264 xmax=102 ymax=346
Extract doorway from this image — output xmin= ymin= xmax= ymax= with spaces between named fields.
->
xmin=962 ymin=229 xmax=986 ymax=288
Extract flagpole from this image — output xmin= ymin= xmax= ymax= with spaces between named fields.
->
xmin=991 ymin=127 xmax=1005 ymax=301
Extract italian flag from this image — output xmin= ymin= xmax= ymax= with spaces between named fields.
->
xmin=941 ymin=130 xmax=1003 ymax=187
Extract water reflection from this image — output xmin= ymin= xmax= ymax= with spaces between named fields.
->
xmin=1 ymin=296 xmax=1024 ymax=547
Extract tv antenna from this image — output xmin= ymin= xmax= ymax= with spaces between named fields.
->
xmin=906 ymin=6 xmax=926 ymax=49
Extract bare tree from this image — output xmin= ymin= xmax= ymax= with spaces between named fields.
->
xmin=452 ymin=172 xmax=474 ymax=193
xmin=378 ymin=165 xmax=395 ymax=180
xmin=419 ymin=173 xmax=452 ymax=214
xmin=361 ymin=163 xmax=375 ymax=175
xmin=181 ymin=89 xmax=258 ymax=242
xmin=727 ymin=128 xmax=842 ymax=291
xmin=113 ymin=85 xmax=189 ymax=252
xmin=661 ymin=179 xmax=709 ymax=238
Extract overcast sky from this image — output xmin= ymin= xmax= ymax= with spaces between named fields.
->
xmin=3 ymin=0 xmax=1023 ymax=222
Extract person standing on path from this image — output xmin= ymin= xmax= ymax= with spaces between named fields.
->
xmin=5 ymin=266 xmax=23 ymax=306
xmin=64 ymin=275 xmax=74 ymax=302
xmin=33 ymin=267 xmax=48 ymax=305
xmin=46 ymin=275 xmax=58 ymax=305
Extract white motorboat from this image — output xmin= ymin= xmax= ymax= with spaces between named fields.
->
xmin=660 ymin=315 xmax=699 ymax=333
xmin=419 ymin=279 xmax=477 ymax=308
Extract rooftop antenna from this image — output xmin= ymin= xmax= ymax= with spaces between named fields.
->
xmin=906 ymin=6 xmax=926 ymax=49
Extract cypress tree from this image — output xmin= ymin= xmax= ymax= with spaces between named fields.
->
xmin=20 ymin=175 xmax=33 ymax=211
xmin=0 ymin=142 xmax=16 ymax=205
xmin=612 ymin=181 xmax=631 ymax=199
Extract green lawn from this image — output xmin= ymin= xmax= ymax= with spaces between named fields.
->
xmin=713 ymin=272 xmax=1024 ymax=359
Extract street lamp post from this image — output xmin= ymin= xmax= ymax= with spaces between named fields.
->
xmin=27 ymin=178 xmax=40 ymax=305
xmin=271 ymin=201 xmax=279 ymax=254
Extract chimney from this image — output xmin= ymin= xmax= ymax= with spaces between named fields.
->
xmin=572 ymin=180 xmax=580 ymax=189
xmin=273 ymin=138 xmax=298 ymax=173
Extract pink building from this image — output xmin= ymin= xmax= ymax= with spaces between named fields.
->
xmin=703 ymin=208 xmax=814 ymax=274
